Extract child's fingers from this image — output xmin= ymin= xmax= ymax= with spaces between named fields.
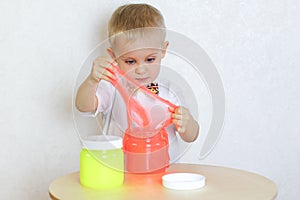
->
xmin=172 ymin=121 xmax=185 ymax=134
xmin=177 ymin=126 xmax=186 ymax=134
xmin=171 ymin=113 xmax=182 ymax=120
xmin=102 ymin=72 xmax=117 ymax=83
xmin=168 ymin=106 xmax=176 ymax=113
xmin=172 ymin=119 xmax=182 ymax=127
xmin=94 ymin=56 xmax=114 ymax=64
xmin=107 ymin=60 xmax=118 ymax=67
xmin=178 ymin=107 xmax=190 ymax=115
xmin=93 ymin=62 xmax=116 ymax=79
xmin=100 ymin=68 xmax=114 ymax=77
xmin=90 ymin=68 xmax=114 ymax=83
xmin=170 ymin=106 xmax=191 ymax=134
xmin=100 ymin=74 xmax=114 ymax=82
xmin=173 ymin=107 xmax=188 ymax=116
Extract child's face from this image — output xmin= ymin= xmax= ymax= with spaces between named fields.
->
xmin=108 ymin=35 xmax=168 ymax=86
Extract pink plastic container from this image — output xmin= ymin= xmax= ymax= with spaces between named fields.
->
xmin=123 ymin=128 xmax=169 ymax=173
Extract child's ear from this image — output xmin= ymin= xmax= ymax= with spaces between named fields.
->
xmin=161 ymin=41 xmax=169 ymax=58
xmin=107 ymin=48 xmax=117 ymax=60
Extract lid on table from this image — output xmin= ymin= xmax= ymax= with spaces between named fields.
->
xmin=162 ymin=173 xmax=205 ymax=190
xmin=81 ymin=135 xmax=123 ymax=150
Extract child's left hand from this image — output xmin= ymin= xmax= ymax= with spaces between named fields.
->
xmin=170 ymin=106 xmax=192 ymax=134
xmin=169 ymin=106 xmax=199 ymax=142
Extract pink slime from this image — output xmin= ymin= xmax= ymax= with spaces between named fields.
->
xmin=106 ymin=63 xmax=178 ymax=131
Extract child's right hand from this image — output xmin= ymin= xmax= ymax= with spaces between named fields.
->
xmin=88 ymin=56 xmax=116 ymax=84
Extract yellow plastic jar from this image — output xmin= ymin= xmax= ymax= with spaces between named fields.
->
xmin=80 ymin=135 xmax=124 ymax=189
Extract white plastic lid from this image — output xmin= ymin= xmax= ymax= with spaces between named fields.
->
xmin=162 ymin=173 xmax=206 ymax=190
xmin=81 ymin=135 xmax=123 ymax=150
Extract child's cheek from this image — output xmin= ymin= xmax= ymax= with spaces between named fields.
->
xmin=118 ymin=64 xmax=131 ymax=73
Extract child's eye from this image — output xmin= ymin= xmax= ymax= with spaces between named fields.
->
xmin=125 ymin=60 xmax=136 ymax=65
xmin=145 ymin=57 xmax=156 ymax=63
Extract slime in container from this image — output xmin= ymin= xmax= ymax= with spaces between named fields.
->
xmin=80 ymin=135 xmax=124 ymax=189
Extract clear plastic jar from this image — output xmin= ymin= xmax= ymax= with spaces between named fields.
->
xmin=80 ymin=135 xmax=124 ymax=189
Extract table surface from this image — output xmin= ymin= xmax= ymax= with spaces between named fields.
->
xmin=49 ymin=163 xmax=277 ymax=200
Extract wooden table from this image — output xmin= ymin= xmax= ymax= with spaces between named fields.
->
xmin=49 ymin=163 xmax=277 ymax=200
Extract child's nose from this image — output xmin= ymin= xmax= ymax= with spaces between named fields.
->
xmin=135 ymin=64 xmax=146 ymax=74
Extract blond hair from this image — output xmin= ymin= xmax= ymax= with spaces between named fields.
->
xmin=108 ymin=4 xmax=166 ymax=46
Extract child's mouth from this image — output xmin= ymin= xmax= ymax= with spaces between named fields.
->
xmin=135 ymin=77 xmax=150 ymax=83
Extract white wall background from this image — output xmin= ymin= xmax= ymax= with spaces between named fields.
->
xmin=1 ymin=0 xmax=299 ymax=199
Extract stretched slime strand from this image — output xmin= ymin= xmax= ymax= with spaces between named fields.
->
xmin=106 ymin=62 xmax=178 ymax=130
xmin=106 ymin=65 xmax=150 ymax=127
